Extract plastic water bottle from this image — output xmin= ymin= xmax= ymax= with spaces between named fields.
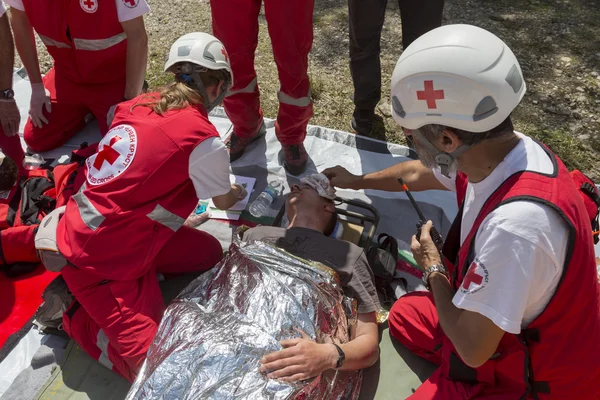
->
xmin=249 ymin=180 xmax=282 ymax=218
xmin=23 ymin=154 xmax=44 ymax=170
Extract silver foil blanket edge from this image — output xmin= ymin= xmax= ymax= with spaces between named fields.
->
xmin=126 ymin=239 xmax=362 ymax=400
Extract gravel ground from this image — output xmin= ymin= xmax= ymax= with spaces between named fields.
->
xmin=12 ymin=0 xmax=600 ymax=180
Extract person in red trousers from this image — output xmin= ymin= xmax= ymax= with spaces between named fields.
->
xmin=210 ymin=0 xmax=314 ymax=175
xmin=56 ymin=33 xmax=246 ymax=381
xmin=7 ymin=0 xmax=149 ymax=152
xmin=324 ymin=25 xmax=600 ymax=399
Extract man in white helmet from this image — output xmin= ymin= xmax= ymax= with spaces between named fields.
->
xmin=55 ymin=33 xmax=246 ymax=381
xmin=324 ymin=24 xmax=600 ymax=398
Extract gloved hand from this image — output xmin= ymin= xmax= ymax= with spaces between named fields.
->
xmin=106 ymin=103 xmax=118 ymax=128
xmin=29 ymin=83 xmax=52 ymax=128
xmin=0 ymin=99 xmax=21 ymax=136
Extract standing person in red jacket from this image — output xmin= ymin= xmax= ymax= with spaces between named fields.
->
xmin=57 ymin=33 xmax=246 ymax=381
xmin=324 ymin=24 xmax=600 ymax=399
xmin=7 ymin=0 xmax=149 ymax=152
xmin=210 ymin=0 xmax=313 ymax=175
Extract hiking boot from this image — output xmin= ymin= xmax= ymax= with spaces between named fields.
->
xmin=225 ymin=121 xmax=267 ymax=163
xmin=34 ymin=275 xmax=74 ymax=330
xmin=351 ymin=109 xmax=384 ymax=137
xmin=282 ymin=143 xmax=308 ymax=176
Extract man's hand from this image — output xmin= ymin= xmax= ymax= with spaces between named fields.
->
xmin=259 ymin=330 xmax=337 ymax=382
xmin=322 ymin=166 xmax=359 ymax=189
xmin=0 ymin=99 xmax=20 ymax=136
xmin=29 ymin=83 xmax=51 ymax=128
xmin=411 ymin=220 xmax=442 ymax=272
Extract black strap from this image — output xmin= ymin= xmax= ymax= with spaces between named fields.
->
xmin=521 ymin=328 xmax=540 ymax=343
xmin=6 ymin=177 xmax=24 ymax=227
xmin=0 ymin=231 xmax=7 ymax=266
xmin=443 ymin=202 xmax=464 ymax=287
xmin=377 ymin=233 xmax=398 ymax=261
xmin=581 ymin=182 xmax=600 ymax=208
xmin=448 ymin=352 xmax=478 ymax=384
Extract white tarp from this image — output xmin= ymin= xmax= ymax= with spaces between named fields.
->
xmin=3 ymin=71 xmax=599 ymax=399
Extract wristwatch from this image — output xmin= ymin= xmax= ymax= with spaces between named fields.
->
xmin=1 ymin=89 xmax=14 ymax=100
xmin=422 ymin=264 xmax=449 ymax=290
xmin=332 ymin=343 xmax=345 ymax=369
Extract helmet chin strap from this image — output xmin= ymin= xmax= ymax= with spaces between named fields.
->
xmin=411 ymin=128 xmax=471 ymax=178
xmin=177 ymin=71 xmax=229 ymax=113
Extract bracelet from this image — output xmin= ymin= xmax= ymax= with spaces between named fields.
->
xmin=422 ymin=264 xmax=449 ymax=290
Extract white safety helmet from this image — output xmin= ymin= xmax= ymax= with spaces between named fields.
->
xmin=390 ymin=24 xmax=526 ymax=133
xmin=164 ymin=32 xmax=233 ymax=112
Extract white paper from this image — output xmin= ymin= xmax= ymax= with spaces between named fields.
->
xmin=207 ymin=175 xmax=255 ymax=220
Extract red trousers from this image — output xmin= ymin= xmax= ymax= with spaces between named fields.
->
xmin=210 ymin=0 xmax=314 ymax=145
xmin=61 ymin=226 xmax=223 ymax=382
xmin=389 ymin=292 xmax=515 ymax=399
xmin=23 ymin=67 xmax=125 ymax=152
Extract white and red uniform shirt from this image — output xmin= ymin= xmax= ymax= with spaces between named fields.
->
xmin=433 ymin=132 xmax=569 ymax=334
xmin=189 ymin=137 xmax=231 ymax=200
xmin=5 ymin=0 xmax=149 ymax=22
xmin=6 ymin=0 xmax=149 ymax=84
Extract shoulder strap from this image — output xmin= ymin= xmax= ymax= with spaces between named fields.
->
xmin=377 ymin=233 xmax=398 ymax=261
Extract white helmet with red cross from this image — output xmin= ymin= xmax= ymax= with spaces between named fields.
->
xmin=164 ymin=32 xmax=233 ymax=112
xmin=164 ymin=32 xmax=233 ymax=85
xmin=390 ymin=24 xmax=526 ymax=133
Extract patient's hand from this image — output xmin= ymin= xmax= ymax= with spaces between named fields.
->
xmin=259 ymin=330 xmax=338 ymax=383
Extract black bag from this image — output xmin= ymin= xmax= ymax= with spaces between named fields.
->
xmin=367 ymin=233 xmax=399 ymax=284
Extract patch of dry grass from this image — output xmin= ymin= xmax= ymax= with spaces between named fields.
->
xmin=14 ymin=0 xmax=600 ymax=179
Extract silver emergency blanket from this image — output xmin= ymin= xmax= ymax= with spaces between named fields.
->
xmin=126 ymin=233 xmax=362 ymax=400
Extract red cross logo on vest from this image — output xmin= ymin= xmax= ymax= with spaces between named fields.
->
xmin=462 ymin=261 xmax=484 ymax=291
xmin=122 ymin=0 xmax=139 ymax=9
xmin=416 ymin=80 xmax=445 ymax=109
xmin=93 ymin=136 xmax=122 ymax=170
xmin=221 ymin=47 xmax=229 ymax=63
xmin=86 ymin=125 xmax=138 ymax=186
xmin=80 ymin=0 xmax=98 ymax=13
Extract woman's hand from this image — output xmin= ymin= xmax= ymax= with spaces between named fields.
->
xmin=232 ymin=183 xmax=247 ymax=200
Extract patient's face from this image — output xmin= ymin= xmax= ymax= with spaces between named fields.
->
xmin=287 ymin=184 xmax=325 ymax=215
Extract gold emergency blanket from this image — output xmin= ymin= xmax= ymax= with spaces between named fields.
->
xmin=126 ymin=236 xmax=362 ymax=400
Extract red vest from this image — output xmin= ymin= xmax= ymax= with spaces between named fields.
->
xmin=57 ymin=95 xmax=218 ymax=280
xmin=441 ymin=145 xmax=600 ymax=399
xmin=21 ymin=0 xmax=126 ymax=84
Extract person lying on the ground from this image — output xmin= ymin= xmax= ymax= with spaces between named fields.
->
xmin=126 ymin=174 xmax=380 ymax=400
xmin=243 ymin=174 xmax=380 ymax=381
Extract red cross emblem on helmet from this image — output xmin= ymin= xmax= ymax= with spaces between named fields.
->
xmin=416 ymin=80 xmax=445 ymax=109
